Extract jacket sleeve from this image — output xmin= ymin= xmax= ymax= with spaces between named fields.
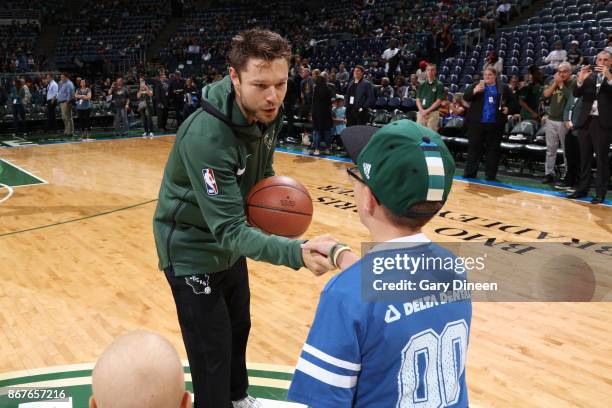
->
xmin=573 ymin=79 xmax=585 ymax=97
xmin=463 ymin=85 xmax=476 ymax=102
xmin=366 ymin=82 xmax=375 ymax=108
xmin=178 ymin=125 xmax=305 ymax=270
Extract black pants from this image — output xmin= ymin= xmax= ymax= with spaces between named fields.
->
xmin=576 ymin=116 xmax=611 ymax=197
xmin=46 ymin=100 xmax=57 ymax=131
xmin=157 ymin=105 xmax=168 ymax=131
xmin=164 ymin=257 xmax=251 ymax=408
xmin=464 ymin=123 xmax=504 ymax=180
xmin=12 ymin=104 xmax=26 ymax=134
xmin=564 ymin=132 xmax=581 ymax=187
xmin=77 ymin=108 xmax=91 ymax=132
xmin=347 ymin=106 xmax=369 ymax=126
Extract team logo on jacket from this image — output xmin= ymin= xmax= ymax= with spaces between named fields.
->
xmin=202 ymin=168 xmax=219 ymax=195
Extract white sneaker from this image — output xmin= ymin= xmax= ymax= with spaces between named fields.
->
xmin=142 ymin=132 xmax=148 ymax=137
xmin=232 ymin=395 xmax=262 ymax=408
xmin=148 ymin=132 xmax=154 ymax=137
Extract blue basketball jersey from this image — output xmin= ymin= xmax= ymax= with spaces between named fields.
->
xmin=288 ymin=238 xmax=472 ymax=408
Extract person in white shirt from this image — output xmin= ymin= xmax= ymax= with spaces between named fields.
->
xmin=44 ymin=73 xmax=58 ymax=132
xmin=497 ymin=1 xmax=512 ymax=25
xmin=415 ymin=60 xmax=428 ymax=84
xmin=381 ymin=38 xmax=401 ymax=83
xmin=543 ymin=41 xmax=568 ymax=70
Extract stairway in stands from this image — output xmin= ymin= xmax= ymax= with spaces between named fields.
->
xmin=147 ymin=0 xmax=212 ymax=63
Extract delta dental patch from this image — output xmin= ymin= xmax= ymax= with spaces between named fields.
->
xmin=202 ymin=168 xmax=219 ymax=195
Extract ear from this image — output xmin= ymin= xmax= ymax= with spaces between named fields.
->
xmin=89 ymin=396 xmax=97 ymax=408
xmin=229 ymin=67 xmax=240 ymax=89
xmin=181 ymin=391 xmax=192 ymax=408
xmin=362 ymin=185 xmax=378 ymax=216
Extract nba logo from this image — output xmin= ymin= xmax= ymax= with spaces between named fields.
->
xmin=202 ymin=168 xmax=219 ymax=195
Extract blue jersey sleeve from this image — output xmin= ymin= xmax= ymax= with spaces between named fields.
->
xmin=288 ymin=285 xmax=362 ymax=407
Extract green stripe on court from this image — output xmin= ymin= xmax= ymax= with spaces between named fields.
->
xmin=0 ymin=159 xmax=46 ymax=187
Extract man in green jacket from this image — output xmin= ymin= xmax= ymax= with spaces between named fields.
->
xmin=153 ymin=29 xmax=335 ymax=408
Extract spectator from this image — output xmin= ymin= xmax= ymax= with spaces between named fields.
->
xmin=155 ymin=73 xmax=170 ymax=132
xmin=300 ymin=67 xmax=314 ymax=118
xmin=337 ymin=62 xmax=350 ymax=83
xmin=381 ymin=38 xmax=401 ymax=83
xmin=393 ymin=75 xmax=406 ymax=99
xmin=10 ymin=78 xmax=30 ymax=137
xmin=543 ymin=41 xmax=568 ymax=71
xmin=562 ymin=93 xmax=582 ymax=189
xmin=311 ymin=75 xmax=334 ymax=156
xmin=90 ymin=331 xmax=191 ymax=408
xmin=332 ymin=95 xmax=347 ymax=145
xmin=44 ymin=73 xmax=58 ymax=133
xmin=463 ymin=67 xmax=518 ymax=181
xmin=345 ymin=65 xmax=375 ymax=126
xmin=137 ymin=79 xmax=154 ymax=138
xmin=483 ymin=51 xmax=503 ymax=75
xmin=416 ymin=60 xmax=428 ymax=84
xmin=377 ymin=77 xmax=394 ymax=98
xmin=169 ymin=70 xmax=186 ymax=126
xmin=57 ymin=72 xmax=75 ymax=138
xmin=284 ymin=66 xmax=302 ymax=142
xmin=508 ymin=74 xmax=520 ymax=95
xmin=438 ymin=23 xmax=455 ymax=61
xmin=497 ymin=1 xmax=512 ymax=25
xmin=480 ymin=6 xmax=497 ymax=38
xmin=567 ymin=51 xmax=612 ymax=204
xmin=183 ymin=77 xmax=199 ymax=119
xmin=74 ymin=79 xmax=92 ymax=140
xmin=416 ymin=63 xmax=445 ymax=131
xmin=567 ymin=41 xmax=584 ymax=72
xmin=604 ymin=35 xmax=612 ymax=55
xmin=519 ymin=65 xmax=544 ymax=121
xmin=541 ymin=62 xmax=575 ymax=184
xmin=109 ymin=77 xmax=130 ymax=136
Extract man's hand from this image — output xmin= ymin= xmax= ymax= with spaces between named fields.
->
xmin=302 ymin=239 xmax=359 ymax=271
xmin=553 ymin=72 xmax=563 ymax=87
xmin=474 ymin=82 xmax=485 ymax=94
xmin=502 ymin=107 xmax=509 ymax=115
xmin=565 ymin=121 xmax=573 ymax=130
xmin=302 ymin=234 xmax=337 ymax=276
xmin=577 ymin=65 xmax=591 ymax=83
xmin=418 ymin=108 xmax=428 ymax=118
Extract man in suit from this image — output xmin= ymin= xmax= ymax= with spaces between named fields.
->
xmin=345 ymin=65 xmax=375 ymax=126
xmin=567 ymin=51 xmax=612 ymax=204
xmin=463 ymin=67 xmax=519 ymax=181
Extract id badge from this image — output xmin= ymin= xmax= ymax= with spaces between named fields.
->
xmin=489 ymin=96 xmax=494 ymax=104
xmin=13 ymin=99 xmax=17 ymax=104
xmin=422 ymin=98 xmax=426 ymax=106
xmin=349 ymin=96 xmax=355 ymax=105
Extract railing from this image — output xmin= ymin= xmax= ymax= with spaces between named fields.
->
xmin=0 ymin=9 xmax=42 ymax=22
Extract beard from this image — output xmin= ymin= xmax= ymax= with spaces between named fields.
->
xmin=237 ymin=92 xmax=278 ymax=125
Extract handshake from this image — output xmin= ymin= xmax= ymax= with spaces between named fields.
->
xmin=301 ymin=234 xmax=359 ymax=276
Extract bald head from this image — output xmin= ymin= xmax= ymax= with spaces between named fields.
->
xmin=90 ymin=331 xmax=191 ymax=408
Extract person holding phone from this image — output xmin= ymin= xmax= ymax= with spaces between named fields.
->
xmin=463 ymin=67 xmax=519 ymax=181
xmin=567 ymin=51 xmax=612 ymax=204
xmin=137 ymin=81 xmax=154 ymax=138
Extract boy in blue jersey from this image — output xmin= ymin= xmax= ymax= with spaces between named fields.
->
xmin=288 ymin=120 xmax=472 ymax=407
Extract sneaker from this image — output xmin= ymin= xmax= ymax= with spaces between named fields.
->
xmin=142 ymin=132 xmax=148 ymax=137
xmin=148 ymin=132 xmax=154 ymax=137
xmin=313 ymin=149 xmax=320 ymax=156
xmin=232 ymin=396 xmax=262 ymax=408
xmin=542 ymin=174 xmax=555 ymax=184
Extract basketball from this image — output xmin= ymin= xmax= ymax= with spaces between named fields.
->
xmin=246 ymin=176 xmax=313 ymax=238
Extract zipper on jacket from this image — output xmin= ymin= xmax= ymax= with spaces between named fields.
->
xmin=166 ymin=199 xmax=185 ymax=267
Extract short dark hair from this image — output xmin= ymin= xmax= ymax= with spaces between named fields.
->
xmin=228 ymin=29 xmax=291 ymax=75
xmin=484 ymin=67 xmax=498 ymax=76
xmin=382 ymin=201 xmax=444 ymax=229
xmin=354 ymin=65 xmax=365 ymax=72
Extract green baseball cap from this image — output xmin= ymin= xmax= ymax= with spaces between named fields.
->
xmin=340 ymin=119 xmax=455 ymax=217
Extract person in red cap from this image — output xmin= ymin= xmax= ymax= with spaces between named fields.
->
xmin=416 ymin=60 xmax=428 ymax=85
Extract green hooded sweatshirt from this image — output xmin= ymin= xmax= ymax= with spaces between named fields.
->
xmin=153 ymin=76 xmax=305 ymax=276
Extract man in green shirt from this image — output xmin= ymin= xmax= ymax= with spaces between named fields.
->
xmin=416 ymin=63 xmax=445 ymax=131
xmin=153 ymin=29 xmax=335 ymax=408
xmin=541 ymin=62 xmax=575 ymax=183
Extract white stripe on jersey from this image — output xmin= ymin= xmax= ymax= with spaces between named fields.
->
xmin=303 ymin=343 xmax=362 ymax=371
xmin=295 ymin=357 xmax=358 ymax=388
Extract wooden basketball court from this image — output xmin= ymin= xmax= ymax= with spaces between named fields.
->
xmin=0 ymin=136 xmax=611 ymax=407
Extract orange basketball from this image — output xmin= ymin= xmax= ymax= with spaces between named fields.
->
xmin=246 ymin=176 xmax=313 ymax=238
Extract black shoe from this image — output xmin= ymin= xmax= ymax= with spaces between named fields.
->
xmin=591 ymin=196 xmax=604 ymax=205
xmin=462 ymin=174 xmax=476 ymax=179
xmin=485 ymin=177 xmax=501 ymax=182
xmin=542 ymin=174 xmax=555 ymax=184
xmin=567 ymin=191 xmax=588 ymax=199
